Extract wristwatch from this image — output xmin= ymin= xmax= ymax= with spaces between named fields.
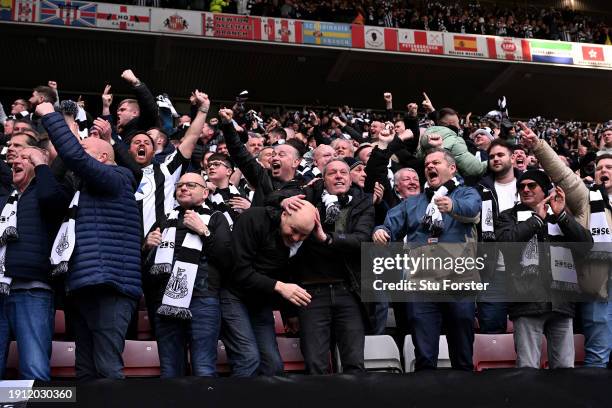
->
xmin=202 ymin=228 xmax=211 ymax=237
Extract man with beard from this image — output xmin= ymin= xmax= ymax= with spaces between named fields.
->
xmin=281 ymin=159 xmax=375 ymax=374
xmin=475 ymin=139 xmax=522 ymax=334
xmin=220 ymin=109 xmax=305 ymax=207
xmin=103 ymin=70 xmax=160 ymax=142
xmin=522 ymin=123 xmax=612 ymax=368
xmin=373 ymin=148 xmax=481 ymax=371
xmin=124 ymin=90 xmax=208 ymax=237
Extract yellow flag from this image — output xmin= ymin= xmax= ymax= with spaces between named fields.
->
xmin=605 ymin=34 xmax=611 ymax=45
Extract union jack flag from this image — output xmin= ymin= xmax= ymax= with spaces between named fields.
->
xmin=39 ymin=0 xmax=97 ymax=27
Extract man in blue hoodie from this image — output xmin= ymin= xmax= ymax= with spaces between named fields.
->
xmin=37 ymin=102 xmax=142 ymax=381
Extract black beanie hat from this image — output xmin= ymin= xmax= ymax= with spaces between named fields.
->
xmin=517 ymin=169 xmax=553 ymax=194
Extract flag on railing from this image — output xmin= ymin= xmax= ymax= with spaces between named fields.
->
xmin=352 ymin=25 xmax=397 ymax=51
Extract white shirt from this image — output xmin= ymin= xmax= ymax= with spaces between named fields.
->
xmin=495 ymin=179 xmax=518 ymax=213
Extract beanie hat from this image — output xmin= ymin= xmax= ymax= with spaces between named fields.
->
xmin=343 ymin=157 xmax=363 ymax=170
xmin=517 ymin=170 xmax=553 ymax=194
xmin=472 ymin=128 xmax=494 ymax=141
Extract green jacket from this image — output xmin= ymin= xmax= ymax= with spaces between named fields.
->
xmin=417 ymin=126 xmax=487 ymax=178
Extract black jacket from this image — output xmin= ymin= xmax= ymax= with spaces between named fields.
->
xmin=118 ymin=82 xmax=160 ymax=142
xmin=146 ymin=210 xmax=232 ymax=301
xmin=222 ymin=121 xmax=305 ymax=207
xmin=229 ymin=207 xmax=292 ymax=306
xmin=495 ymin=203 xmax=592 ymax=318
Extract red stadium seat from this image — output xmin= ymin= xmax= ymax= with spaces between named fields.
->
xmin=5 ymin=341 xmax=19 ymax=379
xmin=54 ymin=310 xmax=66 ymax=339
xmin=51 ymin=341 xmax=76 ymax=378
xmin=137 ymin=311 xmax=153 ymax=340
xmin=506 ymin=319 xmax=514 ymax=333
xmin=574 ymin=334 xmax=585 ymax=366
xmin=216 ymin=340 xmax=231 ymax=374
xmin=473 ymin=334 xmax=517 ymax=370
xmin=277 ymin=337 xmax=305 ymax=372
xmin=122 ymin=340 xmax=160 ymax=377
xmin=273 ymin=310 xmax=285 ymax=335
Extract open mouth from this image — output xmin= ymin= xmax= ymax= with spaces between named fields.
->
xmin=271 ymin=162 xmax=281 ymax=171
xmin=12 ymin=167 xmax=23 ymax=174
xmin=516 ymin=159 xmax=524 ymax=166
xmin=427 ymin=170 xmax=439 ymax=180
xmin=137 ymin=147 xmax=146 ymax=158
xmin=601 ymin=175 xmax=610 ymax=183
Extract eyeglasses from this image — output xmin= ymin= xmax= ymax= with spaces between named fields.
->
xmin=175 ymin=182 xmax=206 ymax=190
xmin=207 ymin=161 xmax=229 ymax=169
xmin=519 ymin=182 xmax=539 ymax=191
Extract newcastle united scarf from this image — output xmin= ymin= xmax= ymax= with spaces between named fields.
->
xmin=207 ymin=184 xmax=245 ymax=229
xmin=321 ymin=190 xmax=352 ymax=224
xmin=586 ymin=186 xmax=612 ymax=260
xmin=421 ymin=177 xmax=460 ymax=238
xmin=480 ymin=188 xmax=496 ymax=241
xmin=517 ymin=208 xmax=579 ymax=293
xmin=152 ymin=205 xmax=215 ymax=320
xmin=137 ymin=151 xmax=184 ymax=237
xmin=0 ymin=191 xmax=19 ymax=295
xmin=50 ymin=191 xmax=80 ymax=277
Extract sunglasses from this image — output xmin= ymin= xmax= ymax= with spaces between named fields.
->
xmin=519 ymin=182 xmax=539 ymax=191
xmin=175 ymin=182 xmax=206 ymax=190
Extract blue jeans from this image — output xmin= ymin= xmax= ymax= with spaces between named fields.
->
xmin=71 ymin=289 xmax=137 ymax=381
xmin=580 ymin=300 xmax=612 ymax=368
xmin=0 ymin=289 xmax=54 ymax=380
xmin=219 ymin=289 xmax=283 ymax=377
xmin=477 ymin=267 xmax=509 ymax=334
xmin=155 ymin=296 xmax=221 ymax=378
xmin=412 ymin=301 xmax=475 ymax=371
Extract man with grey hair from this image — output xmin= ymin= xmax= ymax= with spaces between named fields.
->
xmin=331 ymin=138 xmax=355 ymax=158
xmin=394 ymin=168 xmax=421 ymax=199
xmin=302 ymin=144 xmax=337 ymax=182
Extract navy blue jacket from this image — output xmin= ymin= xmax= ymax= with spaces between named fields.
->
xmin=42 ymin=112 xmax=142 ymax=299
xmin=0 ymin=163 xmax=68 ymax=283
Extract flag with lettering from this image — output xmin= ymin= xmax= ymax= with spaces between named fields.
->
xmin=529 ymin=40 xmax=573 ymax=65
xmin=574 ymin=44 xmax=611 ymax=68
xmin=96 ymin=4 xmax=150 ymax=31
xmin=257 ymin=17 xmax=302 ymax=43
xmin=398 ymin=29 xmax=443 ymax=54
xmin=486 ymin=37 xmax=531 ymax=61
xmin=444 ymin=33 xmax=488 ymax=58
xmin=303 ymin=21 xmax=351 ymax=47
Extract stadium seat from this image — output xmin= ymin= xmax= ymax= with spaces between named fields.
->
xmin=216 ymin=340 xmax=231 ymax=374
xmin=506 ymin=319 xmax=514 ymax=333
xmin=273 ymin=310 xmax=285 ymax=335
xmin=363 ymin=335 xmax=402 ymax=373
xmin=5 ymin=341 xmax=19 ymax=379
xmin=137 ymin=311 xmax=153 ymax=340
xmin=51 ymin=341 xmax=76 ymax=378
xmin=277 ymin=337 xmax=305 ymax=372
xmin=574 ymin=334 xmax=585 ymax=366
xmin=473 ymin=334 xmax=517 ymax=370
xmin=54 ymin=310 xmax=66 ymax=340
xmin=437 ymin=335 xmax=452 ymax=368
xmin=122 ymin=340 xmax=160 ymax=377
xmin=403 ymin=335 xmax=416 ymax=372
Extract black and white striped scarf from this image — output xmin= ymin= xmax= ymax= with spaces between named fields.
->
xmin=480 ymin=188 xmax=496 ymax=241
xmin=50 ymin=191 xmax=80 ymax=277
xmin=0 ymin=191 xmax=19 ymax=295
xmin=151 ymin=205 xmax=215 ymax=320
xmin=207 ymin=183 xmax=244 ymax=229
xmin=586 ymin=185 xmax=612 ymax=260
xmin=422 ymin=177 xmax=460 ymax=238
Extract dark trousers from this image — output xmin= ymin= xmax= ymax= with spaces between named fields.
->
xmin=155 ymin=296 xmax=221 ymax=378
xmin=298 ymin=283 xmax=365 ymax=375
xmin=71 ymin=289 xmax=137 ymax=381
xmin=412 ymin=301 xmax=475 ymax=371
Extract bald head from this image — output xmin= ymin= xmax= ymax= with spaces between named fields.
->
xmin=81 ymin=137 xmax=115 ymax=164
xmin=280 ymin=200 xmax=317 ymax=247
xmin=176 ymin=172 xmax=209 ymax=208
